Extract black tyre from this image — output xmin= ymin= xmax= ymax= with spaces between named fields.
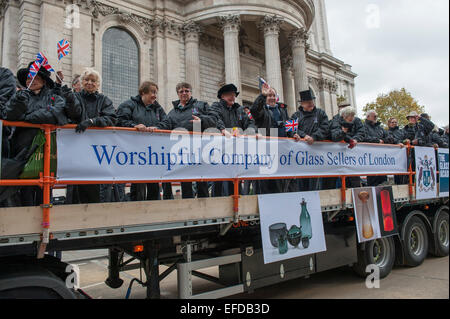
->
xmin=402 ymin=216 xmax=429 ymax=267
xmin=353 ymin=237 xmax=396 ymax=279
xmin=433 ymin=212 xmax=449 ymax=257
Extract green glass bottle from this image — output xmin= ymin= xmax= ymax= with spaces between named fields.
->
xmin=300 ymin=198 xmax=312 ymax=248
xmin=277 ymin=234 xmax=288 ymax=255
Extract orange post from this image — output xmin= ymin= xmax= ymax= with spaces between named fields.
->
xmin=37 ymin=125 xmax=53 ymax=259
xmin=340 ymin=176 xmax=347 ymax=209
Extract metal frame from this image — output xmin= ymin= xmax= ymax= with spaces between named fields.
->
xmin=177 ymin=243 xmax=243 ymax=299
xmin=0 ymin=120 xmax=444 ymax=258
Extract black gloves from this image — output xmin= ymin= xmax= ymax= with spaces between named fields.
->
xmin=76 ymin=119 xmax=94 ymax=133
xmin=16 ymin=89 xmax=31 ymax=101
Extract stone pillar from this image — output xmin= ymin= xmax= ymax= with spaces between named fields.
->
xmin=1 ymin=1 xmax=20 ymax=71
xmin=318 ymin=78 xmax=333 ymax=119
xmin=289 ymin=28 xmax=309 ymax=96
xmin=39 ymin=2 xmax=65 ymax=66
xmin=259 ymin=15 xmax=284 ymax=102
xmin=18 ymin=0 xmax=41 ymax=69
xmin=164 ymin=20 xmax=182 ymax=109
xmin=72 ymin=12 xmax=93 ymax=74
xmin=219 ymin=14 xmax=242 ymax=104
xmin=152 ymin=19 xmax=168 ymax=110
xmin=183 ymin=21 xmax=202 ymax=97
xmin=282 ymin=55 xmax=296 ymax=116
xmin=330 ymin=81 xmax=338 ymax=116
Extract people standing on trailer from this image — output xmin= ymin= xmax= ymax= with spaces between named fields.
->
xmin=151 ymin=82 xmax=216 ymax=199
xmin=363 ymin=110 xmax=391 ymax=186
xmin=209 ymin=84 xmax=257 ymax=197
xmin=117 ymin=81 xmax=172 ymax=201
xmin=4 ymin=62 xmax=74 ymax=206
xmin=329 ymin=106 xmax=366 ymax=188
xmin=290 ymin=89 xmax=330 ymax=192
xmin=250 ymin=83 xmax=289 ymax=194
xmin=69 ymin=68 xmax=118 ymax=204
xmin=322 ymin=99 xmax=351 ymax=190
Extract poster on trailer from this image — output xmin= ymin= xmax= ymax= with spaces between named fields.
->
xmin=374 ymin=186 xmax=399 ymax=237
xmin=438 ymin=149 xmax=449 ymax=197
xmin=352 ymin=188 xmax=382 ymax=243
xmin=415 ymin=147 xmax=438 ymax=200
xmin=258 ymin=191 xmax=327 ymax=265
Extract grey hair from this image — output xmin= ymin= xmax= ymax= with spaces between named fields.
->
xmin=80 ymin=67 xmax=101 ymax=87
xmin=365 ymin=110 xmax=377 ymax=118
xmin=340 ymin=106 xmax=356 ymax=118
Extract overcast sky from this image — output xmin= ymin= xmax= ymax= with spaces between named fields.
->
xmin=325 ymin=0 xmax=449 ymax=127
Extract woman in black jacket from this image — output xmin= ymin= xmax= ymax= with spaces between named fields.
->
xmin=329 ymin=106 xmax=366 ymax=188
xmin=117 ymin=81 xmax=171 ymax=201
xmin=5 ymin=62 xmax=75 ymax=206
xmin=69 ymin=68 xmax=118 ymax=204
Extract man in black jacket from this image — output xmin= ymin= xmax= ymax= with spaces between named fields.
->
xmin=250 ymin=83 xmax=289 ymax=194
xmin=291 ymin=89 xmax=329 ymax=191
xmin=364 ymin=110 xmax=390 ymax=186
xmin=209 ymin=84 xmax=257 ymax=197
xmin=117 ymin=81 xmax=170 ymax=201
xmin=322 ymin=100 xmax=351 ymax=190
xmin=386 ymin=117 xmax=409 ymax=184
xmin=330 ymin=106 xmax=366 ymax=188
xmin=155 ymin=82 xmax=216 ymax=199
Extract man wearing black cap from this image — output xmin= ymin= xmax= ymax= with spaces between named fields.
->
xmin=209 ymin=84 xmax=257 ymax=197
xmin=290 ymin=89 xmax=329 ymax=191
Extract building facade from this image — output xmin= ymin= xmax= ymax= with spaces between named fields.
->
xmin=0 ymin=0 xmax=357 ymax=117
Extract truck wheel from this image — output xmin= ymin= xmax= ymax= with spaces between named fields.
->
xmin=433 ymin=212 xmax=449 ymax=257
xmin=0 ymin=287 xmax=63 ymax=299
xmin=403 ymin=216 xmax=429 ymax=267
xmin=353 ymin=237 xmax=395 ymax=279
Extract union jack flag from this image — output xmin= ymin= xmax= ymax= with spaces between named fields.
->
xmin=36 ymin=52 xmax=55 ymax=72
xmin=57 ymin=39 xmax=70 ymax=60
xmin=248 ymin=112 xmax=253 ymax=120
xmin=285 ymin=119 xmax=299 ymax=132
xmin=27 ymin=60 xmax=41 ymax=79
xmin=258 ymin=77 xmax=268 ymax=90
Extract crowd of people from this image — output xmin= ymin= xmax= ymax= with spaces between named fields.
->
xmin=0 ymin=62 xmax=449 ymax=207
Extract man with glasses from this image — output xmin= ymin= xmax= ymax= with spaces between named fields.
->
xmin=364 ymin=110 xmax=391 ymax=186
xmin=153 ymin=82 xmax=216 ymax=199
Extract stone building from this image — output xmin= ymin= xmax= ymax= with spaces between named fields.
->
xmin=0 ymin=0 xmax=357 ymax=117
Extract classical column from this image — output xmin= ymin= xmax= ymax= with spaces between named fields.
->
xmin=282 ymin=55 xmax=296 ymax=115
xmin=330 ymin=81 xmax=338 ymax=116
xmin=259 ymin=15 xmax=284 ymax=102
xmin=183 ymin=21 xmax=202 ymax=97
xmin=219 ymin=14 xmax=242 ymax=104
xmin=289 ymin=28 xmax=309 ymax=96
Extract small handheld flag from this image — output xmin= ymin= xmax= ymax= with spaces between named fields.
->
xmin=27 ymin=60 xmax=41 ymax=79
xmin=285 ymin=119 xmax=298 ymax=132
xmin=258 ymin=77 xmax=267 ymax=90
xmin=57 ymin=39 xmax=70 ymax=60
xmin=36 ymin=52 xmax=55 ymax=72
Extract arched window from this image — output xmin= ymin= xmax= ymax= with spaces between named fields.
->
xmin=102 ymin=27 xmax=139 ymax=107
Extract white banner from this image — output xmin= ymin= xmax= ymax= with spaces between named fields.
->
xmin=415 ymin=146 xmax=438 ymax=200
xmin=56 ymin=128 xmax=408 ymax=181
